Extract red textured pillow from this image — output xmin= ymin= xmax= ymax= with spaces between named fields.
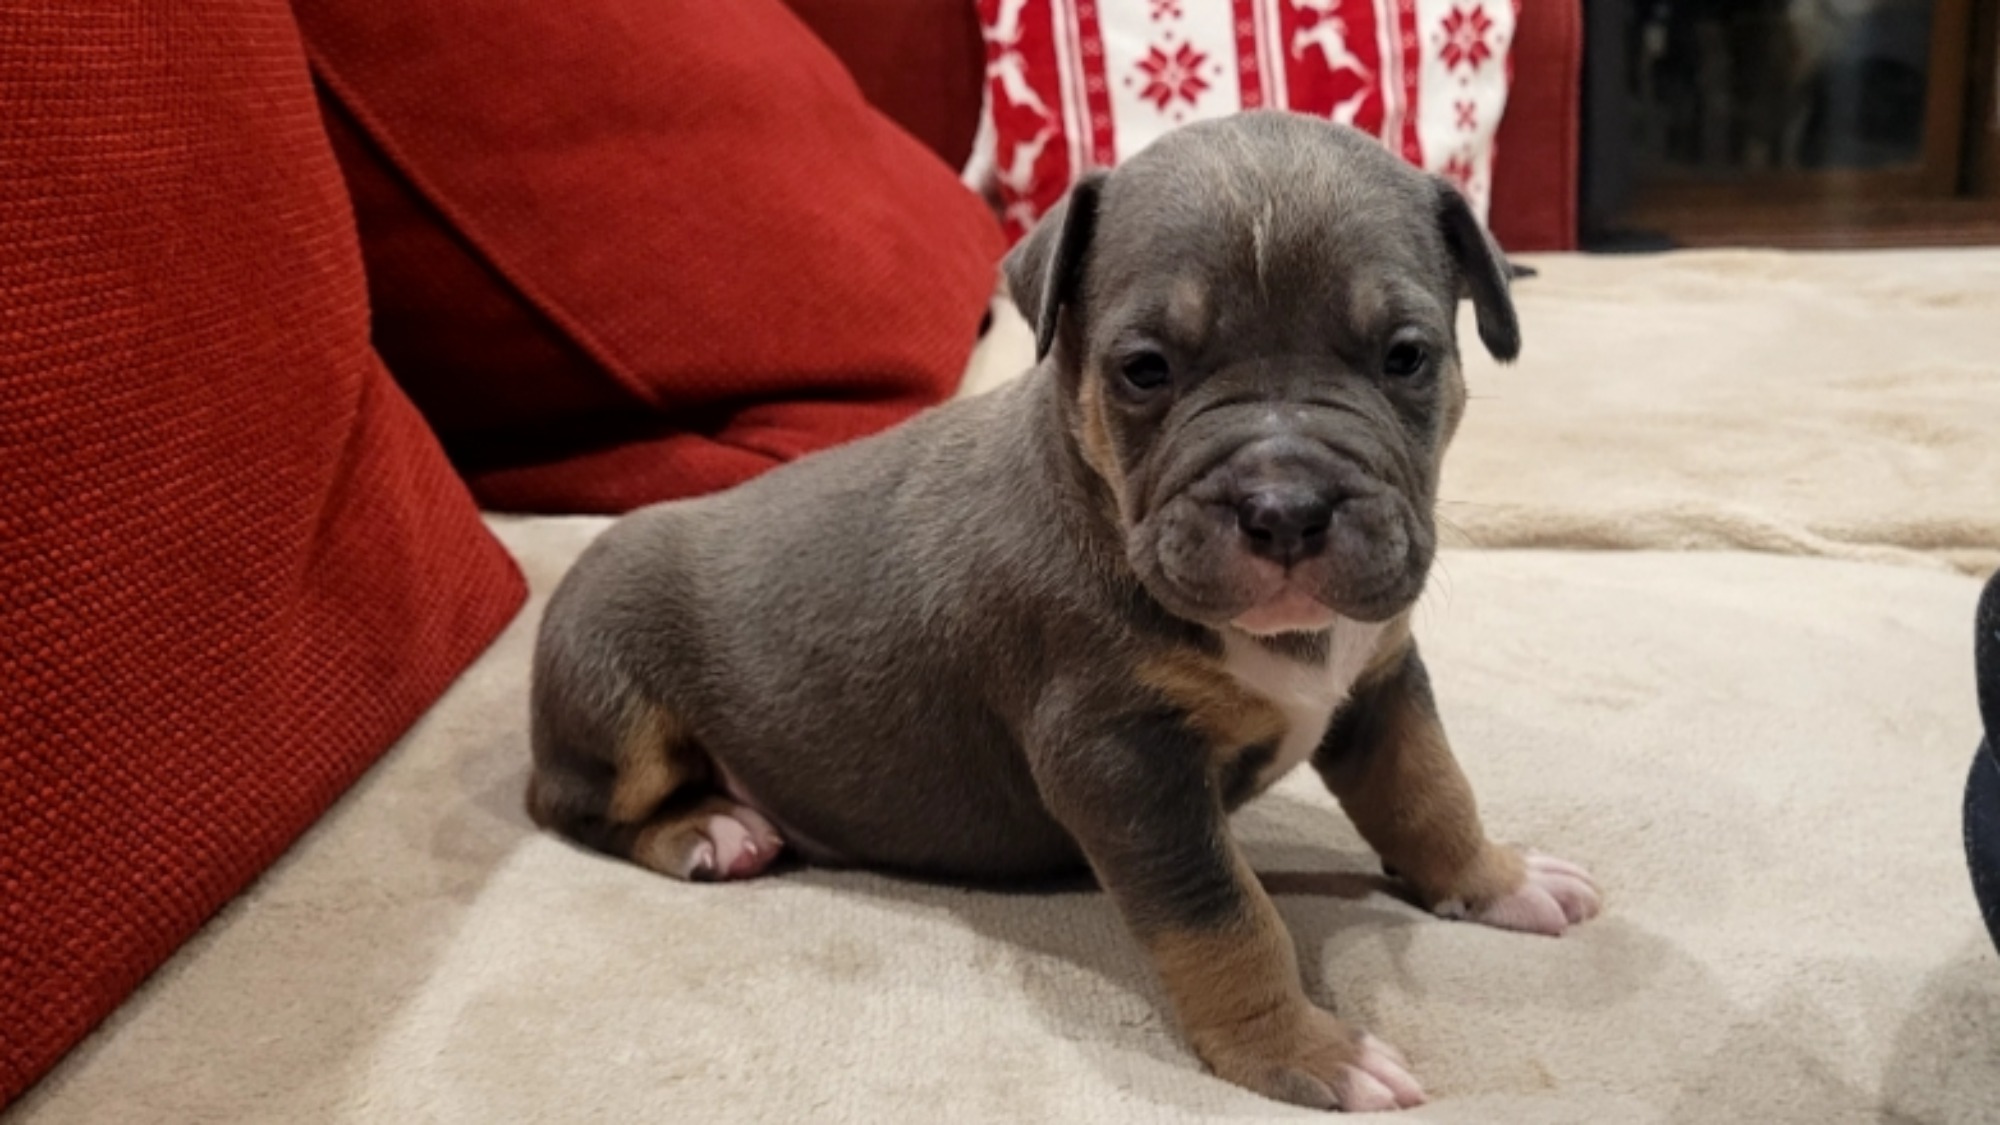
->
xmin=971 ymin=0 xmax=1518 ymax=242
xmin=296 ymin=0 xmax=1007 ymax=513
xmin=0 ymin=0 xmax=524 ymax=1105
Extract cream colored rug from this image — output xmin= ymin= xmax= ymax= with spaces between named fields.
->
xmin=16 ymin=519 xmax=1993 ymax=1123
xmin=965 ymin=248 xmax=2000 ymax=576
xmin=19 ymin=248 xmax=2000 ymax=1121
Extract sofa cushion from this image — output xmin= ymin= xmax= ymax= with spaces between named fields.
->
xmin=0 ymin=0 xmax=525 ymax=1105
xmin=1485 ymin=0 xmax=1580 ymax=252
xmin=1440 ymin=250 xmax=2000 ymax=576
xmin=783 ymin=0 xmax=989 ymax=173
xmin=970 ymin=0 xmax=1518 ymax=242
xmin=11 ymin=530 xmax=1993 ymax=1122
xmin=779 ymin=0 xmax=1579 ymax=252
xmin=298 ymin=0 xmax=1006 ymax=513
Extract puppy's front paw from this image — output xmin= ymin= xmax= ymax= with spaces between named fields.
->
xmin=1193 ymin=1004 xmax=1426 ymax=1112
xmin=1436 ymin=851 xmax=1601 ymax=936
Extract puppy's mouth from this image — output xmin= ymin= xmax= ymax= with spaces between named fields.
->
xmin=1230 ymin=586 xmax=1339 ymax=636
xmin=1216 ymin=551 xmax=1417 ymax=634
xmin=1133 ymin=486 xmax=1430 ymax=631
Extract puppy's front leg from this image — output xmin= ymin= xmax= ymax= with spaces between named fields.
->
xmin=1314 ymin=641 xmax=1601 ymax=935
xmin=1033 ymin=710 xmax=1425 ymax=1112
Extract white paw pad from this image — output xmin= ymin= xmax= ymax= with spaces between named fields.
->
xmin=1333 ymin=1035 xmax=1427 ymax=1112
xmin=1452 ymin=853 xmax=1602 ymax=936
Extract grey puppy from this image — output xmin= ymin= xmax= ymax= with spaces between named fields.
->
xmin=529 ymin=111 xmax=1600 ymax=1112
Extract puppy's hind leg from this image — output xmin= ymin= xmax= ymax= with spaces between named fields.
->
xmin=528 ymin=649 xmax=783 ymax=881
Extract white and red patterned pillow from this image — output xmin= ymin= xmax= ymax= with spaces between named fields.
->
xmin=968 ymin=0 xmax=1517 ymax=242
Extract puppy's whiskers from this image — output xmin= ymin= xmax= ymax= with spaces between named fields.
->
xmin=1420 ymin=553 xmax=1456 ymax=627
xmin=1434 ymin=505 xmax=1478 ymax=550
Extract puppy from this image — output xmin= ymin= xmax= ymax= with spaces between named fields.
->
xmin=528 ymin=111 xmax=1600 ymax=1112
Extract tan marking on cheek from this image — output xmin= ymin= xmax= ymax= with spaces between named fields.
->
xmin=607 ymin=700 xmax=701 ymax=823
xmin=1440 ymin=360 xmax=1469 ymax=449
xmin=1075 ymin=376 xmax=1130 ymax=511
xmin=1138 ymin=649 xmax=1289 ymax=752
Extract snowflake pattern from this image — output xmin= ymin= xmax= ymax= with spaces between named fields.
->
xmin=1440 ymin=151 xmax=1476 ymax=192
xmin=1455 ymin=99 xmax=1477 ymax=131
xmin=1438 ymin=5 xmax=1495 ymax=73
xmin=1134 ymin=41 xmax=1211 ymax=112
xmin=1148 ymin=0 xmax=1183 ymax=20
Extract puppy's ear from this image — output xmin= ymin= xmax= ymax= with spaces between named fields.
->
xmin=1437 ymin=182 xmax=1521 ymax=362
xmin=1004 ymin=172 xmax=1108 ymax=362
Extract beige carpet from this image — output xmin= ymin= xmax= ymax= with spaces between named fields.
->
xmin=17 ymin=249 xmax=2000 ymax=1121
xmin=15 ymin=521 xmax=1994 ymax=1123
xmin=966 ymin=248 xmax=2000 ymax=576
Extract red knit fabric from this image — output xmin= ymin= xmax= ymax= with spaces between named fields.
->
xmin=1487 ymin=0 xmax=1581 ymax=252
xmin=0 ymin=1 xmax=526 ymax=1106
xmin=298 ymin=0 xmax=1007 ymax=513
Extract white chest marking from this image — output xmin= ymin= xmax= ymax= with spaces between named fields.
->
xmin=1222 ymin=620 xmax=1388 ymax=789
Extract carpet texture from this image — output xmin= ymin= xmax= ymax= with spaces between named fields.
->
xmin=13 ymin=517 xmax=1994 ymax=1123
xmin=966 ymin=248 xmax=2000 ymax=576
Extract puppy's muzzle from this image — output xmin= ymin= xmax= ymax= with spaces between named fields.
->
xmin=1222 ymin=435 xmax=1371 ymax=570
xmin=1235 ymin=486 xmax=1334 ymax=567
xmin=1214 ymin=432 xmax=1422 ymax=621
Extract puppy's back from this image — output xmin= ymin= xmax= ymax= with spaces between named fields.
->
xmin=529 ymin=376 xmax=1087 ymax=877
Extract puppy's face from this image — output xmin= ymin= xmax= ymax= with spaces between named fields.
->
xmin=1006 ymin=112 xmax=1520 ymax=633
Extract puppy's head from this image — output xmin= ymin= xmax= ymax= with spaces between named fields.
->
xmin=1006 ymin=111 xmax=1519 ymax=634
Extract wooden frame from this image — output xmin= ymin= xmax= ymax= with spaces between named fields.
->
xmin=1968 ymin=0 xmax=2000 ymax=194
xmin=1608 ymin=0 xmax=2000 ymax=248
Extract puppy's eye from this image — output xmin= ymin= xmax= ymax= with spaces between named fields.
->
xmin=1382 ymin=340 xmax=1429 ymax=379
xmin=1119 ymin=350 xmax=1172 ymax=392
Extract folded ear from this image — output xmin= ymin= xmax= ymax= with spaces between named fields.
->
xmin=1436 ymin=181 xmax=1521 ymax=362
xmin=1003 ymin=171 xmax=1108 ymax=362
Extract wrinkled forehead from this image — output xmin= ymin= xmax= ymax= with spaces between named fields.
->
xmin=1084 ymin=154 xmax=1452 ymax=346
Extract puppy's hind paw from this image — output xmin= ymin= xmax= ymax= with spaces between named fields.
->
xmin=632 ymin=798 xmax=786 ymax=882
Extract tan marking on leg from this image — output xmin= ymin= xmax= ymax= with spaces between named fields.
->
xmin=1321 ymin=657 xmax=1520 ymax=906
xmin=1147 ymin=875 xmax=1418 ymax=1109
xmin=1138 ymin=649 xmax=1288 ymax=751
xmin=606 ymin=699 xmax=702 ymax=824
xmin=1150 ymin=897 xmax=1306 ymax=1047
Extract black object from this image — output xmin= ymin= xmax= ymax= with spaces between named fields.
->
xmin=1967 ymin=567 xmax=2000 ymax=957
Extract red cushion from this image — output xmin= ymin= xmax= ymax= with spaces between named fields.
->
xmin=971 ymin=0 xmax=1520 ymax=244
xmin=297 ymin=0 xmax=1007 ymax=513
xmin=1487 ymin=0 xmax=1580 ymax=251
xmin=0 ymin=0 xmax=525 ymax=1105
xmin=783 ymin=0 xmax=989 ymax=174
xmin=766 ymin=0 xmax=1579 ymax=252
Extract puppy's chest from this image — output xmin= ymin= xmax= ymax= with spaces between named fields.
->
xmin=1221 ymin=621 xmax=1386 ymax=788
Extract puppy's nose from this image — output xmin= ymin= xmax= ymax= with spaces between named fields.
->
xmin=1237 ymin=488 xmax=1334 ymax=565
